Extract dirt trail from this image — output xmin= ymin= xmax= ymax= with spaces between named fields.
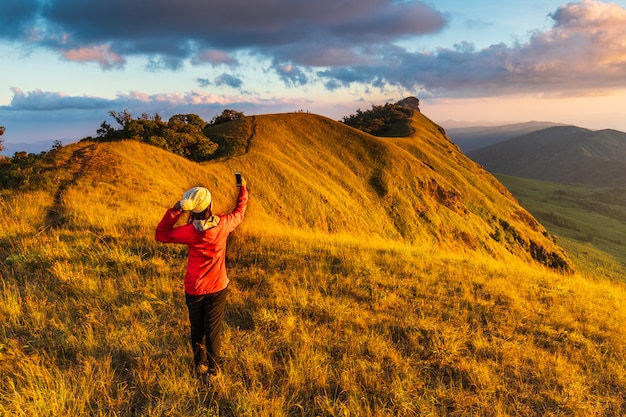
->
xmin=43 ymin=147 xmax=87 ymax=230
xmin=245 ymin=116 xmax=256 ymax=154
xmin=43 ymin=144 xmax=116 ymax=231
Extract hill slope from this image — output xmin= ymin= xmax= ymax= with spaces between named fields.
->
xmin=468 ymin=126 xmax=626 ymax=186
xmin=199 ymin=111 xmax=570 ymax=270
xmin=12 ymin=111 xmax=568 ymax=270
xmin=6 ymin=111 xmax=626 ymax=416
xmin=0 ymin=112 xmax=573 ymax=272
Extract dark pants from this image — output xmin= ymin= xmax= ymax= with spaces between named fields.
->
xmin=185 ymin=287 xmax=229 ymax=373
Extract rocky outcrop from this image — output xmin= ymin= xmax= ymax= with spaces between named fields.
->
xmin=395 ymin=96 xmax=420 ymax=112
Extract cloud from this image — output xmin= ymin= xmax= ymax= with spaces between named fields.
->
xmin=2 ymin=86 xmax=308 ymax=114
xmin=6 ymin=87 xmax=112 ymax=110
xmin=4 ymin=0 xmax=626 ymax=99
xmin=0 ymin=0 xmax=445 ymax=69
xmin=196 ymin=73 xmax=243 ymax=89
xmin=0 ymin=0 xmax=39 ymax=37
xmin=214 ymin=73 xmax=243 ymax=88
xmin=317 ymin=0 xmax=626 ymax=97
xmin=274 ymin=64 xmax=308 ymax=86
xmin=197 ymin=78 xmax=211 ymax=88
xmin=145 ymin=55 xmax=186 ymax=71
xmin=60 ymin=45 xmax=126 ymax=69
xmin=191 ymin=49 xmax=238 ymax=66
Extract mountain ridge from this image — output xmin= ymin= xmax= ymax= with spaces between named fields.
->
xmin=10 ymin=110 xmax=572 ymax=272
xmin=445 ymin=121 xmax=567 ymax=152
xmin=468 ymin=125 xmax=626 ymax=187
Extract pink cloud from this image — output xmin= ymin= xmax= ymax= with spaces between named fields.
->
xmin=60 ymin=44 xmax=126 ymax=69
xmin=192 ymin=49 xmax=238 ymax=66
xmin=357 ymin=0 xmax=626 ymax=97
xmin=511 ymin=0 xmax=626 ymax=88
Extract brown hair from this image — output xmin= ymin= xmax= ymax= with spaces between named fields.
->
xmin=188 ymin=205 xmax=213 ymax=223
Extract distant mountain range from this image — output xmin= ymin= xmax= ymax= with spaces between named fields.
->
xmin=0 ymin=139 xmax=59 ymax=156
xmin=445 ymin=121 xmax=566 ymax=152
xmin=465 ymin=125 xmax=626 ymax=187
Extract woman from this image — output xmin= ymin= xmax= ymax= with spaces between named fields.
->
xmin=155 ymin=175 xmax=248 ymax=380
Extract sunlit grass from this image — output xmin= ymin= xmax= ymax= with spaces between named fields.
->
xmin=1 ymin=114 xmax=625 ymax=416
xmin=2 ymin=189 xmax=626 ymax=415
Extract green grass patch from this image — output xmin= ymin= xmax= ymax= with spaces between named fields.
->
xmin=496 ymin=174 xmax=626 ymax=277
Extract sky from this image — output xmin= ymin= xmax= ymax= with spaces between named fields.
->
xmin=2 ymin=0 xmax=626 ymax=152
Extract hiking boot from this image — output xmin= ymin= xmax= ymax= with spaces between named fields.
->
xmin=195 ymin=363 xmax=210 ymax=384
xmin=196 ymin=364 xmax=209 ymax=375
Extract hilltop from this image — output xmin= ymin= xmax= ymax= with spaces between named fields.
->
xmin=467 ymin=125 xmax=626 ymax=187
xmin=1 ymin=110 xmax=570 ymax=270
xmin=3 ymin=109 xmax=626 ymax=416
xmin=200 ymin=111 xmax=569 ymax=270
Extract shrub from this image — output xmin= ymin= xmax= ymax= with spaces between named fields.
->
xmin=93 ymin=111 xmax=218 ymax=161
xmin=342 ymin=103 xmax=413 ymax=136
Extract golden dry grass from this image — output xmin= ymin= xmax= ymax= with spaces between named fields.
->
xmin=1 ymin=112 xmax=625 ymax=416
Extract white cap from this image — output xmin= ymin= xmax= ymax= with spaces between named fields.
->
xmin=179 ymin=187 xmax=212 ymax=213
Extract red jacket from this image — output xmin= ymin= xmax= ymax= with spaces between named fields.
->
xmin=155 ymin=186 xmax=248 ymax=295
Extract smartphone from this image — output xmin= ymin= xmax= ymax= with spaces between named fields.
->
xmin=235 ymin=172 xmax=242 ymax=186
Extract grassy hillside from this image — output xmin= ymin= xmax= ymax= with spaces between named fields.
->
xmin=468 ymin=126 xmax=626 ymax=187
xmin=206 ymin=112 xmax=570 ymax=271
xmin=1 ymin=112 xmax=625 ymax=416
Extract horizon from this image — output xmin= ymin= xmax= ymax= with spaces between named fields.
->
xmin=0 ymin=109 xmax=622 ymax=157
xmin=3 ymin=0 xmax=626 ymax=148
